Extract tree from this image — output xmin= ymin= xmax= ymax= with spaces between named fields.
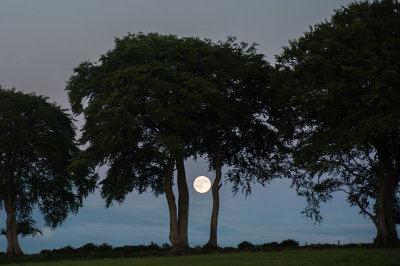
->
xmin=1 ymin=214 xmax=42 ymax=238
xmin=196 ymin=38 xmax=281 ymax=248
xmin=0 ymin=87 xmax=96 ymax=255
xmin=274 ymin=0 xmax=400 ymax=246
xmin=66 ymin=33 xmax=216 ymax=254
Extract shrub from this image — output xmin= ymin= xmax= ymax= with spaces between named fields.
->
xmin=76 ymin=243 xmax=97 ymax=253
xmin=52 ymin=245 xmax=75 ymax=254
xmin=161 ymin=242 xmax=171 ymax=250
xmin=223 ymin=246 xmax=235 ymax=253
xmin=280 ymin=239 xmax=299 ymax=248
xmin=39 ymin=249 xmax=52 ymax=256
xmin=262 ymin=242 xmax=280 ymax=248
xmin=238 ymin=241 xmax=255 ymax=250
xmin=113 ymin=246 xmax=124 ymax=253
xmin=256 ymin=242 xmax=281 ymax=250
xmin=114 ymin=245 xmax=146 ymax=254
xmin=148 ymin=242 xmax=160 ymax=251
xmin=97 ymin=243 xmax=113 ymax=252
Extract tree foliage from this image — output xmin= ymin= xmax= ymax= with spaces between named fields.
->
xmin=274 ymin=0 xmax=400 ymax=245
xmin=66 ymin=33 xmax=220 ymax=253
xmin=66 ymin=32 xmax=285 ymax=251
xmin=0 ymin=87 xmax=96 ymax=254
xmin=196 ymin=37 xmax=283 ymax=190
xmin=187 ymin=37 xmax=283 ymax=247
xmin=67 ymin=32 xmax=215 ymax=204
xmin=1 ymin=214 xmax=42 ymax=238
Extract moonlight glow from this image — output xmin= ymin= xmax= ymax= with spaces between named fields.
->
xmin=193 ymin=176 xmax=211 ymax=193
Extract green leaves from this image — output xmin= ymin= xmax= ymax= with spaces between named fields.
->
xmin=67 ymin=33 xmax=218 ymax=205
xmin=274 ymin=1 xmax=400 ymax=224
xmin=1 ymin=215 xmax=42 ymax=238
xmin=0 ymin=87 xmax=94 ymax=230
xmin=66 ymin=32 xmax=282 ymax=207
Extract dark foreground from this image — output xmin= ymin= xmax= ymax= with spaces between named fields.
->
xmin=4 ymin=248 xmax=400 ymax=266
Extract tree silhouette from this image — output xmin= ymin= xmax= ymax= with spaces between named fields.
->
xmin=0 ymin=87 xmax=96 ymax=255
xmin=196 ymin=37 xmax=282 ymax=248
xmin=1 ymin=214 xmax=42 ymax=238
xmin=66 ymin=33 xmax=216 ymax=254
xmin=274 ymin=1 xmax=400 ymax=246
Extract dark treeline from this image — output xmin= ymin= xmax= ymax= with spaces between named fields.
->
xmin=0 ymin=0 xmax=399 ymax=256
xmin=0 ymin=239 xmax=377 ymax=264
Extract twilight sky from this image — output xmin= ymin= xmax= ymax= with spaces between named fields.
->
xmin=0 ymin=0 xmax=384 ymax=254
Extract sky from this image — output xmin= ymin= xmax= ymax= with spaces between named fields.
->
xmin=0 ymin=0 xmax=385 ymax=254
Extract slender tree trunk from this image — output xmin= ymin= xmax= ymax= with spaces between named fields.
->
xmin=164 ymin=158 xmax=182 ymax=255
xmin=375 ymin=148 xmax=398 ymax=246
xmin=205 ymin=155 xmax=222 ymax=249
xmin=5 ymin=192 xmax=23 ymax=255
xmin=176 ymin=155 xmax=189 ymax=249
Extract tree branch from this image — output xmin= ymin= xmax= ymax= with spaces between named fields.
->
xmin=339 ymin=188 xmax=378 ymax=229
xmin=354 ymin=199 xmax=378 ymax=230
xmin=337 ymin=155 xmax=368 ymax=181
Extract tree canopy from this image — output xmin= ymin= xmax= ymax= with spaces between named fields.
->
xmin=67 ymin=33 xmax=219 ymax=254
xmin=0 ymin=87 xmax=96 ymax=254
xmin=190 ymin=37 xmax=282 ymax=248
xmin=274 ymin=0 xmax=400 ymax=246
xmin=66 ymin=33 xmax=218 ymax=201
xmin=66 ymin=32 xmax=285 ymax=252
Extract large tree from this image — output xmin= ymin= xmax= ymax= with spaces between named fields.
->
xmin=196 ymin=38 xmax=281 ymax=248
xmin=1 ymin=214 xmax=43 ymax=238
xmin=66 ymin=33 xmax=215 ymax=254
xmin=274 ymin=0 xmax=400 ymax=246
xmin=0 ymin=88 xmax=96 ymax=255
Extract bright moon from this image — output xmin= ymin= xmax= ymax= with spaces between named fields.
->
xmin=193 ymin=176 xmax=211 ymax=193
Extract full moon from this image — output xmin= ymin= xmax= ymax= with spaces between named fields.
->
xmin=193 ymin=176 xmax=211 ymax=193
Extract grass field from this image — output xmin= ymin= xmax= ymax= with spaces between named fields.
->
xmin=7 ymin=248 xmax=400 ymax=266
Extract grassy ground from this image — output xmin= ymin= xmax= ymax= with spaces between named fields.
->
xmin=6 ymin=248 xmax=400 ymax=266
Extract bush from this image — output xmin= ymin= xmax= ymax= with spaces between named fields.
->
xmin=258 ymin=242 xmax=281 ymax=250
xmin=113 ymin=244 xmax=154 ymax=254
xmin=264 ymin=242 xmax=280 ymax=248
xmin=223 ymin=246 xmax=235 ymax=253
xmin=52 ymin=245 xmax=75 ymax=254
xmin=280 ymin=239 xmax=299 ymax=248
xmin=112 ymin=246 xmax=124 ymax=254
xmin=39 ymin=249 xmax=52 ymax=256
xmin=161 ymin=242 xmax=171 ymax=250
xmin=76 ymin=243 xmax=97 ymax=253
xmin=238 ymin=241 xmax=255 ymax=250
xmin=121 ymin=245 xmax=137 ymax=253
xmin=97 ymin=243 xmax=113 ymax=252
xmin=148 ymin=242 xmax=160 ymax=251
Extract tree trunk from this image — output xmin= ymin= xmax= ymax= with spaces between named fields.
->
xmin=205 ymin=155 xmax=222 ymax=249
xmin=5 ymin=193 xmax=23 ymax=255
xmin=176 ymin=155 xmax=189 ymax=249
xmin=376 ymin=173 xmax=398 ymax=246
xmin=164 ymin=158 xmax=182 ymax=255
xmin=375 ymin=148 xmax=398 ymax=246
